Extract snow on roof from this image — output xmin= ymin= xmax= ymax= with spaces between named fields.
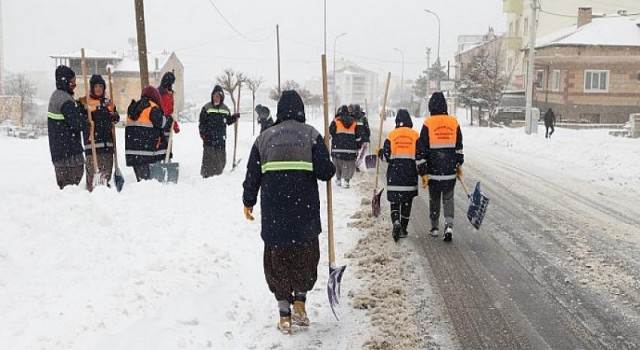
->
xmin=113 ymin=51 xmax=172 ymax=73
xmin=536 ymin=16 xmax=640 ymax=49
xmin=50 ymin=48 xmax=122 ymax=59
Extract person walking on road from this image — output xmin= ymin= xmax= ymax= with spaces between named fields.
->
xmin=242 ymin=90 xmax=336 ymax=334
xmin=378 ymin=109 xmax=427 ymax=241
xmin=544 ymin=108 xmax=556 ymax=138
xmin=352 ymin=104 xmax=370 ymax=172
xmin=329 ymin=105 xmax=359 ymax=188
xmin=419 ymin=92 xmax=464 ymax=242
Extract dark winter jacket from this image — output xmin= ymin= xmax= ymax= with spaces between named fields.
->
xmin=47 ymin=65 xmax=88 ymax=163
xmin=199 ymin=85 xmax=238 ymax=148
xmin=418 ymin=92 xmax=464 ymax=181
xmin=255 ymin=104 xmax=274 ymax=133
xmin=329 ymin=106 xmax=359 ymax=161
xmin=353 ymin=105 xmax=370 ymax=143
xmin=379 ymin=109 xmax=427 ymax=202
xmin=80 ymin=75 xmax=119 ymax=156
xmin=124 ymin=95 xmax=167 ymax=166
xmin=243 ymin=90 xmax=336 ymax=247
xmin=544 ymin=108 xmax=556 ymax=127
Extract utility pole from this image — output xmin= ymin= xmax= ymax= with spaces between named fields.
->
xmin=134 ymin=0 xmax=149 ymax=88
xmin=276 ymin=25 xmax=281 ymax=95
xmin=525 ymin=0 xmax=538 ymax=134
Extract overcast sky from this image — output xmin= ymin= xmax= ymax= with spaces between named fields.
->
xmin=2 ymin=0 xmax=506 ymax=90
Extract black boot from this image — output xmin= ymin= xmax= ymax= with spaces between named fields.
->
xmin=392 ymin=221 xmax=402 ymax=242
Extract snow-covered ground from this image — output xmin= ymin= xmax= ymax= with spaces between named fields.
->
xmin=1 ymin=108 xmax=638 ymax=349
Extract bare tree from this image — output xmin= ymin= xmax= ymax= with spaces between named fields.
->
xmin=269 ymin=80 xmax=311 ymax=102
xmin=5 ymin=74 xmax=37 ymax=127
xmin=246 ymin=77 xmax=264 ymax=136
xmin=216 ymin=68 xmax=246 ymax=112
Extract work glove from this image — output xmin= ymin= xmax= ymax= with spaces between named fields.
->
xmin=173 ymin=121 xmax=180 ymax=134
xmin=421 ymin=175 xmax=429 ymax=189
xmin=200 ymin=133 xmax=205 ymax=141
xmin=231 ymin=113 xmax=240 ymax=123
xmin=243 ymin=206 xmax=254 ymax=221
xmin=376 ymin=147 xmax=382 ymax=159
xmin=456 ymin=167 xmax=463 ymax=178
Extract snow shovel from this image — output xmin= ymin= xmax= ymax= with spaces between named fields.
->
xmin=149 ymin=120 xmax=179 ymax=183
xmin=231 ymin=84 xmax=242 ymax=171
xmin=322 ymin=54 xmax=346 ymax=320
xmin=457 ymin=175 xmax=489 ymax=230
xmin=371 ymin=72 xmax=391 ymax=217
xmin=107 ymin=67 xmax=124 ymax=192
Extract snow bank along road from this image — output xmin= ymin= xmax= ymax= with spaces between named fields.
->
xmin=405 ymin=147 xmax=640 ymax=349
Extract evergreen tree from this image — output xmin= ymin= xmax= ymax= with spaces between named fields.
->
xmin=456 ymin=47 xmax=507 ymax=126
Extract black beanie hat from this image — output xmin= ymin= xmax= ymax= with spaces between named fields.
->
xmin=395 ymin=109 xmax=413 ymax=128
xmin=276 ymin=90 xmax=305 ymax=123
xmin=160 ymin=71 xmax=175 ymax=88
xmin=55 ymin=65 xmax=75 ymax=91
xmin=428 ymin=92 xmax=448 ymax=115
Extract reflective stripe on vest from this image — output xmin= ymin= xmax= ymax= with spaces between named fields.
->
xmin=125 ymin=149 xmax=165 ymax=157
xmin=428 ymin=174 xmax=457 ymax=181
xmin=332 ymin=149 xmax=358 ymax=154
xmin=48 ymin=112 xmax=64 ymax=120
xmin=84 ymin=142 xmax=113 ymax=150
xmin=387 ymin=185 xmax=419 ymax=192
xmin=389 ymin=127 xmax=419 ymax=160
xmin=261 ymin=161 xmax=313 ymax=173
xmin=206 ymin=108 xmax=230 ymax=115
xmin=424 ymin=115 xmax=459 ymax=149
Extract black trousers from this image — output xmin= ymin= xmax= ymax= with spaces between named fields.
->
xmin=545 ymin=125 xmax=555 ymax=138
xmin=263 ymin=238 xmax=320 ymax=304
xmin=390 ymin=200 xmax=413 ymax=231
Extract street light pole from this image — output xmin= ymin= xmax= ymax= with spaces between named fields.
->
xmin=425 ymin=9 xmax=441 ymax=91
xmin=333 ymin=32 xmax=347 ymax=113
xmin=393 ymin=48 xmax=404 ymax=104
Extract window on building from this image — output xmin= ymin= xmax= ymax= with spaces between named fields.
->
xmin=509 ymin=22 xmax=513 ymax=36
xmin=551 ymin=70 xmax=561 ymax=91
xmin=523 ymin=18 xmax=528 ymax=38
xmin=584 ymin=70 xmax=608 ymax=92
xmin=515 ymin=20 xmax=520 ymax=37
xmin=535 ymin=70 xmax=544 ymax=89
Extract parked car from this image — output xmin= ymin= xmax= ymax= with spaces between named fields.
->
xmin=494 ymin=90 xmax=526 ymax=126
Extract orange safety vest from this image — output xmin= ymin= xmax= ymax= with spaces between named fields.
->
xmin=336 ymin=118 xmax=356 ymax=134
xmin=127 ymin=101 xmax=158 ymax=127
xmin=389 ymin=127 xmax=419 ymax=160
xmin=423 ymin=114 xmax=459 ymax=149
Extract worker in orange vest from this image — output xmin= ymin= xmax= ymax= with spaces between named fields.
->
xmin=378 ymin=109 xmax=427 ymax=241
xmin=418 ymin=92 xmax=464 ymax=242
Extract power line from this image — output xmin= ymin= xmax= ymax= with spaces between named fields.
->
xmin=205 ymin=0 xmax=272 ymax=43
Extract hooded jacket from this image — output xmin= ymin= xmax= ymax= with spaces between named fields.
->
xmin=80 ymin=74 xmax=119 ymax=156
xmin=199 ymin=85 xmax=238 ymax=148
xmin=243 ymin=90 xmax=336 ymax=246
xmin=379 ymin=109 xmax=427 ymax=202
xmin=255 ymin=104 xmax=274 ymax=133
xmin=158 ymin=72 xmax=175 ymax=116
xmin=418 ymin=92 xmax=464 ymax=181
xmin=353 ymin=105 xmax=371 ymax=143
xmin=47 ymin=65 xmax=88 ymax=163
xmin=124 ymin=86 xmax=168 ymax=166
xmin=329 ymin=105 xmax=359 ymax=161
